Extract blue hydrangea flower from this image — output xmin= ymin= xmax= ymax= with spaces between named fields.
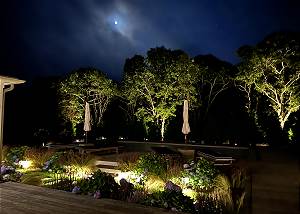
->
xmin=0 ymin=165 xmax=7 ymax=175
xmin=94 ymin=190 xmax=101 ymax=199
xmin=164 ymin=181 xmax=182 ymax=192
xmin=72 ymin=186 xmax=81 ymax=194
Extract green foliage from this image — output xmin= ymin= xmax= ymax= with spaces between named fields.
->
xmin=195 ymin=195 xmax=224 ymax=214
xmin=50 ymin=176 xmax=75 ymax=192
xmin=24 ymin=148 xmax=55 ymax=169
xmin=236 ymin=32 xmax=300 ymax=130
xmin=59 ymin=150 xmax=95 ymax=172
xmin=57 ymin=68 xmax=117 ymax=136
xmin=123 ymin=47 xmax=200 ymax=141
xmin=6 ymin=146 xmax=28 ymax=165
xmin=117 ymin=152 xmax=140 ymax=172
xmin=213 ymin=169 xmax=248 ymax=214
xmin=182 ymin=158 xmax=218 ymax=190
xmin=2 ymin=146 xmax=9 ymax=162
xmin=77 ymin=170 xmax=119 ymax=198
xmin=21 ymin=171 xmax=50 ymax=186
xmin=43 ymin=151 xmax=64 ymax=172
xmin=134 ymin=153 xmax=168 ymax=177
xmin=142 ymin=190 xmax=194 ymax=213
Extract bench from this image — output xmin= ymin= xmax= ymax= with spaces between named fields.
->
xmin=194 ymin=149 xmax=235 ymax=166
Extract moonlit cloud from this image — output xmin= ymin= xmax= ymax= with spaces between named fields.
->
xmin=1 ymin=0 xmax=298 ymax=80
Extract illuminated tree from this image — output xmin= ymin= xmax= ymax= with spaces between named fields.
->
xmin=58 ymin=68 xmax=117 ymax=135
xmin=123 ymin=47 xmax=200 ymax=141
xmin=236 ymin=32 xmax=300 ymax=130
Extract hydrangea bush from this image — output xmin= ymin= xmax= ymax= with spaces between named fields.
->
xmin=182 ymin=158 xmax=218 ymax=190
xmin=134 ymin=153 xmax=168 ymax=177
xmin=0 ymin=164 xmax=22 ymax=182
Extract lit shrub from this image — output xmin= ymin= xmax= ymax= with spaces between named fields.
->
xmin=134 ymin=153 xmax=168 ymax=177
xmin=194 ymin=195 xmax=224 ymax=214
xmin=24 ymin=148 xmax=55 ymax=169
xmin=77 ymin=170 xmax=119 ymax=198
xmin=182 ymin=158 xmax=218 ymax=190
xmin=117 ymin=152 xmax=140 ymax=172
xmin=2 ymin=146 xmax=9 ymax=162
xmin=144 ymin=175 xmax=165 ymax=193
xmin=142 ymin=190 xmax=194 ymax=213
xmin=0 ymin=164 xmax=22 ymax=183
xmin=21 ymin=171 xmax=51 ymax=186
xmin=42 ymin=151 xmax=64 ymax=172
xmin=163 ymin=160 xmax=183 ymax=182
xmin=6 ymin=146 xmax=28 ymax=165
xmin=59 ymin=150 xmax=95 ymax=178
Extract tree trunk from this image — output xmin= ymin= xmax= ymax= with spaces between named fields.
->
xmin=160 ymin=118 xmax=165 ymax=142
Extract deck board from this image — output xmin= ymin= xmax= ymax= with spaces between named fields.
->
xmin=0 ymin=182 xmax=172 ymax=214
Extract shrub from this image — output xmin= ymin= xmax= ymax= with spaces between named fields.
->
xmin=142 ymin=190 xmax=194 ymax=213
xmin=182 ymin=158 xmax=218 ymax=190
xmin=6 ymin=146 xmax=28 ymax=165
xmin=0 ymin=164 xmax=22 ymax=183
xmin=127 ymin=190 xmax=147 ymax=203
xmin=43 ymin=151 xmax=64 ymax=172
xmin=210 ymin=171 xmax=248 ymax=214
xmin=195 ymin=195 xmax=224 ymax=214
xmin=118 ymin=178 xmax=135 ymax=201
xmin=144 ymin=175 xmax=165 ymax=193
xmin=77 ymin=170 xmax=119 ymax=198
xmin=24 ymin=148 xmax=55 ymax=169
xmin=2 ymin=146 xmax=9 ymax=162
xmin=134 ymin=153 xmax=168 ymax=177
xmin=51 ymin=177 xmax=74 ymax=192
xmin=21 ymin=171 xmax=50 ymax=186
xmin=162 ymin=160 xmax=183 ymax=182
xmin=59 ymin=150 xmax=95 ymax=178
xmin=117 ymin=152 xmax=140 ymax=172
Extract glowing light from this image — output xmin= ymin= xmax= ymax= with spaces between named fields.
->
xmin=114 ymin=171 xmax=131 ymax=184
xmin=64 ymin=165 xmax=92 ymax=179
xmin=182 ymin=188 xmax=197 ymax=201
xmin=182 ymin=177 xmax=190 ymax=184
xmin=19 ymin=160 xmax=32 ymax=169
xmin=114 ymin=20 xmax=118 ymax=25
xmin=114 ymin=171 xmax=143 ymax=185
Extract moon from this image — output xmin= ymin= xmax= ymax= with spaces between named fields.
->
xmin=114 ymin=20 xmax=118 ymax=25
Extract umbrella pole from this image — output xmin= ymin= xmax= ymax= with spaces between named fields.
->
xmin=184 ymin=134 xmax=187 ymax=144
xmin=85 ymin=131 xmax=88 ymax=144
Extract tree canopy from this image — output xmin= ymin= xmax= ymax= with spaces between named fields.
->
xmin=57 ymin=68 xmax=117 ymax=136
xmin=123 ymin=47 xmax=201 ymax=141
xmin=236 ymin=32 xmax=300 ymax=130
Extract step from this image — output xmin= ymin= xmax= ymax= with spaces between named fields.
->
xmin=95 ymin=160 xmax=119 ymax=167
xmin=99 ymin=168 xmax=121 ymax=174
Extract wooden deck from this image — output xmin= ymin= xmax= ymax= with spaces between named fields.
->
xmin=0 ymin=182 xmax=172 ymax=214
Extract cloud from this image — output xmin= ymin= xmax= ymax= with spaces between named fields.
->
xmin=1 ymin=0 xmax=298 ymax=80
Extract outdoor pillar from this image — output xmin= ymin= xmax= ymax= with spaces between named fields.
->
xmin=0 ymin=76 xmax=25 ymax=166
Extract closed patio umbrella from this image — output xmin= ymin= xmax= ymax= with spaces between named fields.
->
xmin=182 ymin=100 xmax=190 ymax=143
xmin=84 ymin=102 xmax=91 ymax=143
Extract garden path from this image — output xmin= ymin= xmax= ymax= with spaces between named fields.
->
xmin=0 ymin=182 xmax=174 ymax=214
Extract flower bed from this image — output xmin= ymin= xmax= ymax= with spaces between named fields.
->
xmin=1 ymin=147 xmax=249 ymax=214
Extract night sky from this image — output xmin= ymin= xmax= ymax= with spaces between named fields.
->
xmin=1 ymin=0 xmax=299 ymax=81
